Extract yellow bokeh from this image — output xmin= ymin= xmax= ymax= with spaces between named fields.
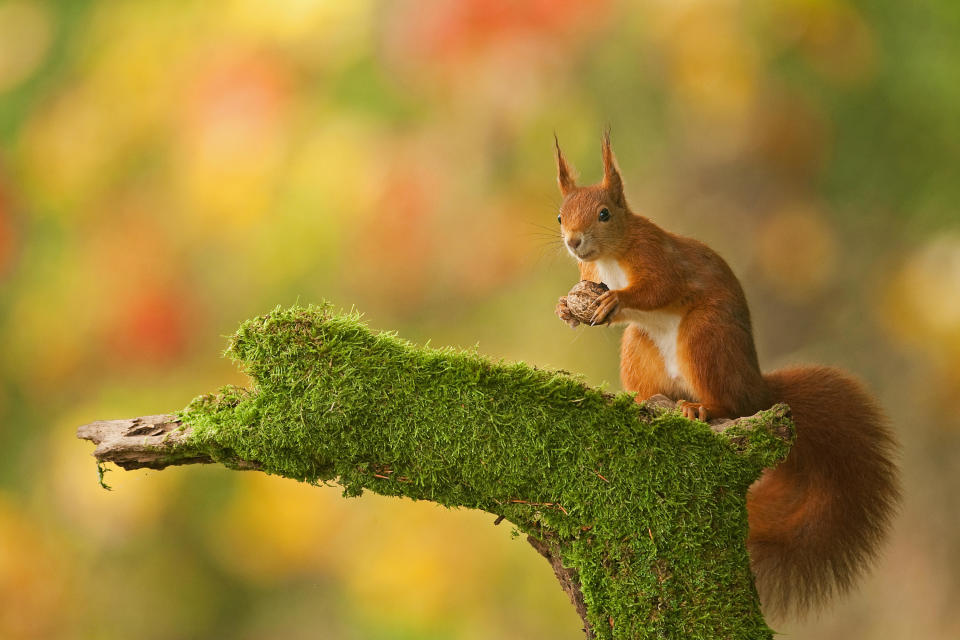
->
xmin=226 ymin=0 xmax=373 ymax=68
xmin=884 ymin=233 xmax=960 ymax=365
xmin=18 ymin=84 xmax=118 ymax=215
xmin=212 ymin=473 xmax=349 ymax=581
xmin=755 ymin=204 xmax=838 ymax=301
xmin=768 ymin=0 xmax=877 ymax=85
xmin=648 ymin=0 xmax=759 ymax=130
xmin=0 ymin=492 xmax=67 ymax=640
xmin=340 ymin=500 xmax=491 ymax=629
xmin=0 ymin=1 xmax=53 ymax=93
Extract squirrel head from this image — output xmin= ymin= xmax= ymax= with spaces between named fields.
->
xmin=555 ymin=131 xmax=632 ymax=262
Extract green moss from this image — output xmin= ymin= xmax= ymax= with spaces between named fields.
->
xmin=177 ymin=305 xmax=793 ymax=639
xmin=96 ymin=461 xmax=112 ymax=491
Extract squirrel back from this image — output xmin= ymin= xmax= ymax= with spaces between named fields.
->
xmin=554 ymin=132 xmax=901 ymax=617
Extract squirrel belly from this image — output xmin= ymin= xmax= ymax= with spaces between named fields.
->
xmin=554 ymin=131 xmax=901 ymax=618
xmin=599 ymin=258 xmax=687 ymax=382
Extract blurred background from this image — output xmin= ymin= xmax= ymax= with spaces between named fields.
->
xmin=1 ymin=0 xmax=958 ymax=638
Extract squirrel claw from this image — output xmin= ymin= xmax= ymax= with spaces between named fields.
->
xmin=679 ymin=401 xmax=708 ymax=422
xmin=590 ymin=291 xmax=620 ymax=326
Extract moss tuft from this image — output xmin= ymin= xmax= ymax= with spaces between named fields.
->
xmin=177 ymin=305 xmax=793 ymax=639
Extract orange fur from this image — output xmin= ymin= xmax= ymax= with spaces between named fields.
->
xmin=554 ymin=133 xmax=900 ymax=618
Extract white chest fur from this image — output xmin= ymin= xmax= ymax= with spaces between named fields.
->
xmin=595 ymin=258 xmax=683 ymax=380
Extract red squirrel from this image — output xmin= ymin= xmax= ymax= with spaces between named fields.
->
xmin=554 ymin=132 xmax=900 ymax=617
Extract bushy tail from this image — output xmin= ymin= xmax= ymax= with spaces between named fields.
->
xmin=748 ymin=366 xmax=900 ymax=618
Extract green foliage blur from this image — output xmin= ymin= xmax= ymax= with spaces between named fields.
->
xmin=0 ymin=1 xmax=957 ymax=638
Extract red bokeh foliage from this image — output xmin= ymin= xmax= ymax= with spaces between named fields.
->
xmin=0 ymin=173 xmax=17 ymax=280
xmin=388 ymin=0 xmax=609 ymax=60
xmin=105 ymin=284 xmax=192 ymax=366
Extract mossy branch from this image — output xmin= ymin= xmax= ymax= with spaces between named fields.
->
xmin=77 ymin=305 xmax=794 ymax=639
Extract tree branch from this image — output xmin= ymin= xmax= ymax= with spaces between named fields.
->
xmin=76 ymin=305 xmax=793 ymax=639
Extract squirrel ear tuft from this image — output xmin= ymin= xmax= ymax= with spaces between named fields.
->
xmin=601 ymin=129 xmax=626 ymax=207
xmin=554 ymin=134 xmax=577 ymax=196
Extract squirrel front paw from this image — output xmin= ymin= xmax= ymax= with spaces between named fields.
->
xmin=591 ymin=290 xmax=621 ymax=326
xmin=556 ymin=296 xmax=580 ymax=328
xmin=562 ymin=280 xmax=612 ymax=326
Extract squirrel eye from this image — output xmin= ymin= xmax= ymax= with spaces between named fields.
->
xmin=598 ymin=208 xmax=610 ymax=222
xmin=557 ymin=214 xmax=562 ymax=224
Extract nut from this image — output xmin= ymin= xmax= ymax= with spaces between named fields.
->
xmin=565 ymin=280 xmax=609 ymax=324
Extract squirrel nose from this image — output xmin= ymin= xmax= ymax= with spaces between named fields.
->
xmin=567 ymin=236 xmax=582 ymax=250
